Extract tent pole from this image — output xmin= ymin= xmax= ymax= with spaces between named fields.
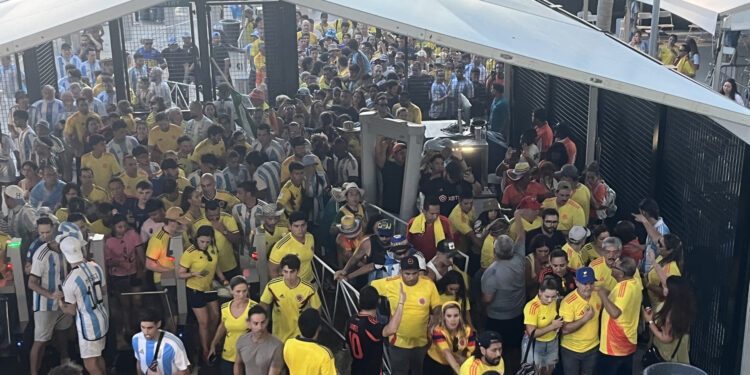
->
xmin=648 ymin=0 xmax=660 ymax=57
xmin=712 ymin=29 xmax=725 ymax=91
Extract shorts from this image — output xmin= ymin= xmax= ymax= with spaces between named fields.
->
xmin=109 ymin=274 xmax=142 ymax=293
xmin=220 ymin=266 xmax=241 ymax=281
xmin=187 ymin=288 xmax=217 ymax=309
xmin=34 ymin=310 xmax=73 ymax=342
xmin=522 ymin=334 xmax=559 ymax=367
xmin=78 ymin=335 xmax=106 ymax=359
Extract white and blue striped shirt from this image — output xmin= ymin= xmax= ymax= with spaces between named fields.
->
xmin=30 ymin=245 xmax=64 ymax=312
xmin=97 ymin=91 xmax=117 ymax=108
xmin=57 ymin=77 xmax=71 ymax=93
xmin=30 ymin=99 xmax=66 ymax=128
xmin=127 ymin=65 xmax=148 ymax=92
xmin=251 ymin=138 xmax=286 ymax=162
xmin=17 ymin=127 xmax=37 ymax=165
xmin=252 ymin=161 xmax=281 ymax=202
xmin=231 ymin=199 xmax=266 ymax=236
xmin=90 ymin=98 xmax=108 ymax=116
xmin=132 ymin=331 xmax=190 ymax=375
xmin=222 ymin=165 xmax=250 ymax=194
xmin=0 ymin=63 xmax=25 ymax=100
xmin=56 ymin=55 xmax=82 ymax=79
xmin=80 ymin=61 xmax=102 ymax=84
xmin=107 ymin=136 xmax=140 ymax=166
xmin=62 ymin=262 xmax=109 ymax=341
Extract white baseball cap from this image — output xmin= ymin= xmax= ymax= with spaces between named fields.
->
xmin=60 ymin=236 xmax=84 ymax=264
xmin=4 ymin=185 xmax=24 ymax=200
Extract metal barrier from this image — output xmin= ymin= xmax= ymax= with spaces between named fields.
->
xmin=166 ymin=80 xmax=197 ymax=109
xmin=311 ymin=254 xmax=359 ymax=342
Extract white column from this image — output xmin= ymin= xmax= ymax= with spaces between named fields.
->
xmin=586 ymin=86 xmax=599 ymax=165
xmin=360 ymin=112 xmax=426 ymax=222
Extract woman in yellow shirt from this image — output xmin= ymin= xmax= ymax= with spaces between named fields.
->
xmin=425 ymin=301 xmax=476 ymax=374
xmin=523 ymin=276 xmax=563 ymax=375
xmin=437 ymin=270 xmax=472 ymax=326
xmin=645 ymin=234 xmax=683 ymax=305
xmin=209 ymin=276 xmax=257 ymax=374
xmin=177 ymin=225 xmax=228 ymax=362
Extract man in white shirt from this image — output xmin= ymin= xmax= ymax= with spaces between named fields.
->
xmin=149 ymin=67 xmax=172 ymax=108
xmin=184 ymin=100 xmax=213 ymax=143
xmin=27 ymin=220 xmax=73 ymax=375
xmin=30 ymin=85 xmax=66 ymax=128
xmin=60 ymin=234 xmax=108 ymax=375
xmin=132 ymin=308 xmax=190 ymax=375
xmin=56 ymin=43 xmax=82 ymax=79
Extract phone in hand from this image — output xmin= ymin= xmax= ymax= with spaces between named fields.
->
xmin=199 ymin=270 xmax=210 ymax=277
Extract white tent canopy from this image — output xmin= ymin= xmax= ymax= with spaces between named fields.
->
xmin=289 ymin=0 xmax=750 ymax=144
xmin=0 ymin=0 xmax=164 ymax=55
xmin=637 ymin=0 xmax=750 ymax=34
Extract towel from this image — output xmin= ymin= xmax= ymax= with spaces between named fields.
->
xmin=409 ymin=213 xmax=445 ymax=245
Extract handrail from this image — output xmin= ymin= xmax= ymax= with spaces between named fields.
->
xmin=366 ymin=202 xmax=408 ymax=226
xmin=165 ymin=80 xmax=195 ymax=109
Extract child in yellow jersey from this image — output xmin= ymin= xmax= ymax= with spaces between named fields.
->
xmin=523 ymin=276 xmax=563 ymax=373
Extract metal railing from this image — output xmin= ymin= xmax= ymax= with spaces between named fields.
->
xmin=312 ymin=254 xmax=360 ymax=342
xmin=166 ymin=80 xmax=197 ymax=109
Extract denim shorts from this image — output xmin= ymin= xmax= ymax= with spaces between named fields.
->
xmin=522 ymin=334 xmax=559 ymax=367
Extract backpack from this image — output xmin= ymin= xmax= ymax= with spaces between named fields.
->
xmin=596 ymin=181 xmax=617 ymax=219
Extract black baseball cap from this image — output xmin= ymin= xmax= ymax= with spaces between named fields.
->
xmin=400 ymin=255 xmax=420 ymax=271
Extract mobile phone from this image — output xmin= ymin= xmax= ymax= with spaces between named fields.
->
xmin=199 ymin=270 xmax=210 ymax=277
xmin=208 ymin=353 xmax=217 ymax=363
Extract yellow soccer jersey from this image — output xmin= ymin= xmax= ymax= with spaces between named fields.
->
xmin=371 ymin=275 xmax=440 ymax=349
xmin=260 ymin=277 xmax=321 ymax=342
xmin=523 ymin=295 xmax=559 ymax=342
xmin=269 ymin=233 xmax=314 ymax=283
xmin=192 ymin=213 xmax=240 ymax=272
xmin=600 ymin=278 xmax=642 ymax=356
xmin=81 ymin=152 xmax=123 ymax=190
xmin=283 ymin=336 xmax=336 ymax=375
xmin=179 ymin=244 xmax=219 ymax=291
xmin=560 ymin=290 xmax=602 ymax=353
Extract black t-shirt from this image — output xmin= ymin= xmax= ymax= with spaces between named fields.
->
xmin=538 ymin=268 xmax=577 ymax=296
xmin=161 ymin=47 xmax=187 ymax=79
xmin=524 ymin=228 xmax=567 ymax=255
xmin=381 ymin=160 xmax=404 ymax=213
xmin=329 ymin=105 xmax=359 ymax=122
xmin=347 ymin=313 xmax=384 ymax=375
xmin=420 ymin=174 xmax=473 ymax=217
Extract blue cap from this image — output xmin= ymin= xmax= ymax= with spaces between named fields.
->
xmin=181 ymin=31 xmax=191 ymax=38
xmin=168 ymin=36 xmax=177 ymax=45
xmin=212 ymin=31 xmax=221 ymax=38
xmin=576 ymin=267 xmax=596 ymax=284
xmin=212 ymin=24 xmax=223 ymax=31
xmin=325 ymin=29 xmax=337 ymax=39
xmin=251 ymin=30 xmax=260 ymax=38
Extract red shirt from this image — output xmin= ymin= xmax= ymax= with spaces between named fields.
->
xmin=562 ymin=138 xmax=577 ymax=165
xmin=535 ymin=122 xmax=554 ymax=152
xmin=622 ymin=239 xmax=643 ymax=265
xmin=406 ymin=216 xmax=452 ymax=261
xmin=501 ymin=181 xmax=548 ymax=208
xmin=589 ymin=179 xmax=607 ymax=219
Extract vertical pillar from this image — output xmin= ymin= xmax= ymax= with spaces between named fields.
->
xmin=733 ymin=144 xmax=750 ymax=375
xmin=109 ymin=19 xmax=128 ymax=100
xmin=585 ymin=86 xmax=598 ymax=164
xmin=89 ymin=235 xmax=109 ymax=312
xmin=648 ymin=0 xmax=661 ymax=58
xmin=503 ymin=62 xmax=513 ymax=142
xmin=195 ymin=0 xmax=214 ymax=100
xmin=262 ymin=2 xmax=299 ymax=105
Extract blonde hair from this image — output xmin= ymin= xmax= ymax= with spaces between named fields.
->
xmin=438 ymin=302 xmax=469 ymax=343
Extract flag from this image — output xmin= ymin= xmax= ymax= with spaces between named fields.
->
xmin=229 ymin=87 xmax=257 ymax=138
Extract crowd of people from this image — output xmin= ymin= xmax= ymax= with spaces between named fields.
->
xmin=0 ymin=6 xmax=699 ymax=375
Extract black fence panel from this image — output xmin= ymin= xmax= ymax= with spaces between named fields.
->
xmin=597 ymin=89 xmax=657 ymax=221
xmin=659 ymin=108 xmax=746 ymax=375
xmin=510 ymin=66 xmax=548 ymax=148
xmin=548 ymin=77 xmax=588 ymax=169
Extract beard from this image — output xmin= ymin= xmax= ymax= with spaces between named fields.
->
xmin=485 ymin=355 xmax=501 ymax=366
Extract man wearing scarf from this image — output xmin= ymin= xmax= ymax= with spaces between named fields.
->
xmin=407 ymin=195 xmax=453 ymax=261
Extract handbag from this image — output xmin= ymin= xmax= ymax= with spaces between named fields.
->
xmin=641 ymin=336 xmax=683 ymax=368
xmin=516 ymin=329 xmax=538 ymax=375
xmin=147 ymin=331 xmax=165 ymax=373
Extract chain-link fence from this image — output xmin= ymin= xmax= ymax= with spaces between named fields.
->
xmin=0 ymin=54 xmax=25 ymax=135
